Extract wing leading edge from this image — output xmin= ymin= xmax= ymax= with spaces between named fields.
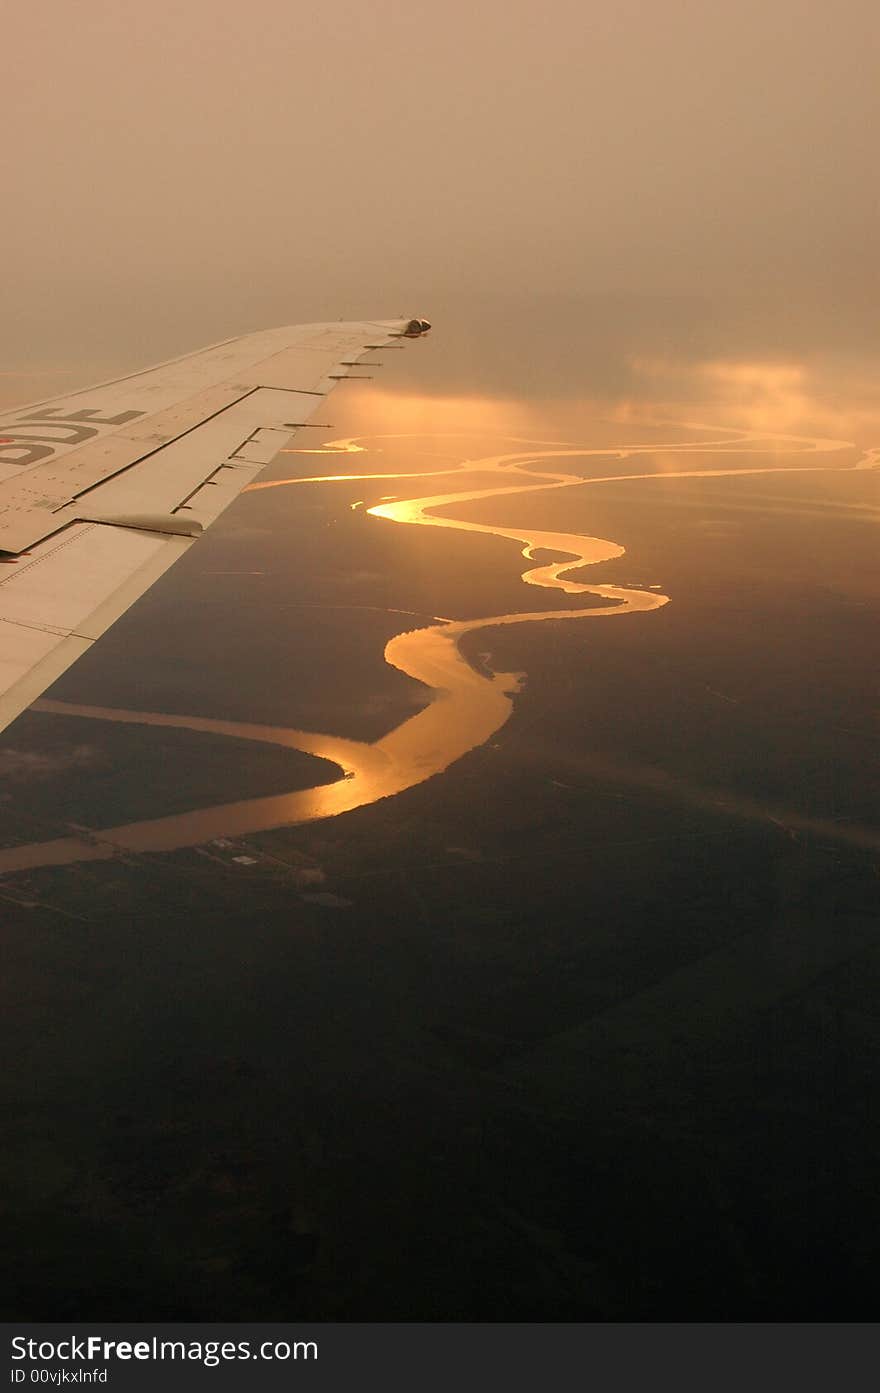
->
xmin=0 ymin=316 xmax=430 ymax=735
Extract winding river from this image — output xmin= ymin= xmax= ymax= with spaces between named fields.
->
xmin=0 ymin=417 xmax=870 ymax=873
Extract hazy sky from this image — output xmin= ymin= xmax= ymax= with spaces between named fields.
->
xmin=5 ymin=0 xmax=878 ymax=373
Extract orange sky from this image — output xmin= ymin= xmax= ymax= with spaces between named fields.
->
xmin=3 ymin=0 xmax=878 ymax=377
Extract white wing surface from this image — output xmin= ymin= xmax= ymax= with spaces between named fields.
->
xmin=0 ymin=316 xmax=430 ymax=734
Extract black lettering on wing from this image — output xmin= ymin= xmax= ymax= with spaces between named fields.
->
xmin=0 ymin=442 xmax=55 ymax=467
xmin=5 ymin=423 xmax=99 ymax=446
xmin=25 ymin=407 xmax=146 ymax=427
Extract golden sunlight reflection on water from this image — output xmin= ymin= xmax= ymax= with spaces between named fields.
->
xmin=1 ymin=366 xmax=877 ymax=874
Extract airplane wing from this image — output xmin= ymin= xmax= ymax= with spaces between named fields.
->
xmin=0 ymin=315 xmax=430 ymax=735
